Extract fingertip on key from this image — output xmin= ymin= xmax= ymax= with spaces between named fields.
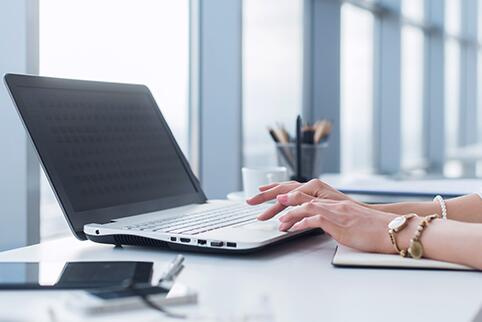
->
xmin=276 ymin=194 xmax=288 ymax=205
xmin=257 ymin=215 xmax=268 ymax=221
xmin=278 ymin=224 xmax=288 ymax=231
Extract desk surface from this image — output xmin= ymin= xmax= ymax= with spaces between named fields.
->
xmin=0 ymin=235 xmax=481 ymax=322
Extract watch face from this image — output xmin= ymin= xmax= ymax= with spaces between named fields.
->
xmin=388 ymin=216 xmax=406 ymax=230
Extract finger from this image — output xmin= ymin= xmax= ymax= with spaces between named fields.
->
xmin=247 ymin=182 xmax=299 ymax=205
xmin=276 ymin=191 xmax=315 ymax=207
xmin=257 ymin=202 xmax=286 ymax=221
xmin=279 ymin=204 xmax=321 ymax=231
xmin=258 ymin=183 xmax=279 ymax=192
xmin=250 ymin=179 xmax=322 ymax=206
xmin=291 ymin=214 xmax=339 ymax=237
xmin=280 ymin=179 xmax=325 ymax=201
xmin=296 ymin=179 xmax=324 ymax=194
xmin=258 ymin=180 xmax=299 ymax=192
xmin=279 ymin=201 xmax=341 ymax=231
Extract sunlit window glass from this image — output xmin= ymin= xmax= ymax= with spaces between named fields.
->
xmin=401 ymin=25 xmax=425 ymax=170
xmin=39 ymin=0 xmax=189 ymax=239
xmin=340 ymin=3 xmax=375 ymax=174
xmin=242 ymin=0 xmax=303 ymax=168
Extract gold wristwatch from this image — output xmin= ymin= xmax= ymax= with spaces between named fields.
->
xmin=388 ymin=214 xmax=418 ymax=257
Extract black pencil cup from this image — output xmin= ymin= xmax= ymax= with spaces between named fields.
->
xmin=275 ymin=143 xmax=328 ymax=180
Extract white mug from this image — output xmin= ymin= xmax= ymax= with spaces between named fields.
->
xmin=242 ymin=167 xmax=288 ymax=199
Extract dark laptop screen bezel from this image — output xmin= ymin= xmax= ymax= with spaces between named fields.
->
xmin=4 ymin=74 xmax=207 ymax=240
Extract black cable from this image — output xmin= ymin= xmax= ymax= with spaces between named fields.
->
xmin=139 ymin=294 xmax=187 ymax=319
xmin=129 ymin=284 xmax=187 ymax=319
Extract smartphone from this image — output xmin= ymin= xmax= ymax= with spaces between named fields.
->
xmin=0 ymin=261 xmax=153 ymax=290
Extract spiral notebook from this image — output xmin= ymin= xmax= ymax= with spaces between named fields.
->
xmin=332 ymin=245 xmax=476 ymax=271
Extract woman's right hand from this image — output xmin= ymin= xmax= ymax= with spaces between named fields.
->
xmin=246 ymin=179 xmax=359 ymax=221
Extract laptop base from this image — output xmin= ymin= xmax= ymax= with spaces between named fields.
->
xmin=86 ymin=229 xmax=323 ymax=254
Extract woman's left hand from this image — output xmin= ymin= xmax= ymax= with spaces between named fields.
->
xmin=280 ymin=200 xmax=399 ymax=254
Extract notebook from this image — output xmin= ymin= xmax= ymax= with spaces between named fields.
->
xmin=332 ymin=245 xmax=476 ymax=271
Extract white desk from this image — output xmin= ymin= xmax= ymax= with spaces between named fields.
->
xmin=321 ymin=174 xmax=482 ymax=198
xmin=0 ymin=235 xmax=481 ymax=322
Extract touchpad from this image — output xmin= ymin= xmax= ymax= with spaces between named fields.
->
xmin=238 ymin=220 xmax=281 ymax=232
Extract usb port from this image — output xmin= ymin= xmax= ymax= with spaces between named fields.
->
xmin=180 ymin=238 xmax=191 ymax=243
xmin=170 ymin=237 xmax=177 ymax=242
xmin=226 ymin=242 xmax=237 ymax=248
xmin=210 ymin=241 xmax=224 ymax=247
xmin=197 ymin=239 xmax=207 ymax=245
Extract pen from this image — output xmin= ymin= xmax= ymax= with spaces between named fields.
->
xmin=268 ymin=127 xmax=296 ymax=170
xmin=161 ymin=255 xmax=185 ymax=282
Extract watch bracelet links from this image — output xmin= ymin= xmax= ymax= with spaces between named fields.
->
xmin=388 ymin=213 xmax=418 ymax=257
xmin=407 ymin=214 xmax=439 ymax=260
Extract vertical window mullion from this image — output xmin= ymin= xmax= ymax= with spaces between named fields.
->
xmin=454 ymin=0 xmax=478 ymax=176
xmin=424 ymin=0 xmax=445 ymax=174
xmin=0 ymin=0 xmax=40 ymax=250
xmin=373 ymin=0 xmax=402 ymax=174
xmin=460 ymin=0 xmax=478 ymax=147
xmin=190 ymin=0 xmax=243 ymax=198
xmin=306 ymin=0 xmax=341 ymax=173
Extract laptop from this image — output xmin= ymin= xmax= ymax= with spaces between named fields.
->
xmin=4 ymin=74 xmax=315 ymax=253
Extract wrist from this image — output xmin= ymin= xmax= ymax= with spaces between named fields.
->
xmin=385 ymin=214 xmax=428 ymax=255
xmin=380 ymin=214 xmax=399 ymax=254
xmin=367 ymin=203 xmax=388 ymax=212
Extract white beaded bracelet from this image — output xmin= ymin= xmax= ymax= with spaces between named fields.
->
xmin=433 ymin=195 xmax=447 ymax=220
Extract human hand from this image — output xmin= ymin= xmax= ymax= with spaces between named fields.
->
xmin=246 ymin=179 xmax=359 ymax=221
xmin=279 ymin=200 xmax=399 ymax=254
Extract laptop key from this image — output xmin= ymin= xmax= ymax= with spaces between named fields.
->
xmin=129 ymin=203 xmax=267 ymax=234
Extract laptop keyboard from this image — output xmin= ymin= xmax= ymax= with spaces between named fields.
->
xmin=122 ymin=203 xmax=270 ymax=235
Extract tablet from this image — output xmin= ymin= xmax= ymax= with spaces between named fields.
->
xmin=0 ymin=261 xmax=153 ymax=290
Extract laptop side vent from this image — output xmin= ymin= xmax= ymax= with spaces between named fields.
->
xmin=113 ymin=235 xmax=169 ymax=248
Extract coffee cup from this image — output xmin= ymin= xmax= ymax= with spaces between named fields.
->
xmin=242 ymin=167 xmax=288 ymax=199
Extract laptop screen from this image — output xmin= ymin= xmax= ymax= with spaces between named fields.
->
xmin=5 ymin=74 xmax=206 ymax=239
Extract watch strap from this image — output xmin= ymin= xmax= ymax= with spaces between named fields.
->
xmin=388 ymin=214 xmax=418 ymax=257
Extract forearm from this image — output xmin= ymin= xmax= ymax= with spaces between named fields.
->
xmin=370 ymin=194 xmax=482 ymax=223
xmin=398 ymin=219 xmax=482 ymax=270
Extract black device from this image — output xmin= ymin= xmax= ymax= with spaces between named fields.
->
xmin=0 ymin=261 xmax=153 ymax=290
xmin=4 ymin=74 xmax=318 ymax=253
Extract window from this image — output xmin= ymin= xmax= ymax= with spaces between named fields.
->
xmin=444 ymin=39 xmax=461 ymax=153
xmin=444 ymin=0 xmax=463 ymax=177
xmin=401 ymin=1 xmax=425 ymax=170
xmin=242 ymin=0 xmax=303 ymax=167
xmin=340 ymin=3 xmax=375 ymax=174
xmin=445 ymin=0 xmax=461 ymax=36
xmin=39 ymin=0 xmax=189 ymax=240
xmin=402 ymin=0 xmax=424 ymax=23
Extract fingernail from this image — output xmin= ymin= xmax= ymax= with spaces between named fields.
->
xmin=277 ymin=194 xmax=288 ymax=204
xmin=279 ymin=215 xmax=288 ymax=222
xmin=279 ymin=223 xmax=288 ymax=231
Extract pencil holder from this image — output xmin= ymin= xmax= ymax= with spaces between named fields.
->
xmin=275 ymin=143 xmax=328 ymax=180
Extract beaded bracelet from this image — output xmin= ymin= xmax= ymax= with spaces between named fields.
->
xmin=433 ymin=195 xmax=447 ymax=220
xmin=407 ymin=214 xmax=438 ymax=259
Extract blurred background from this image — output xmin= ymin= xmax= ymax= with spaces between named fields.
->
xmin=1 ymin=0 xmax=481 ymax=243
